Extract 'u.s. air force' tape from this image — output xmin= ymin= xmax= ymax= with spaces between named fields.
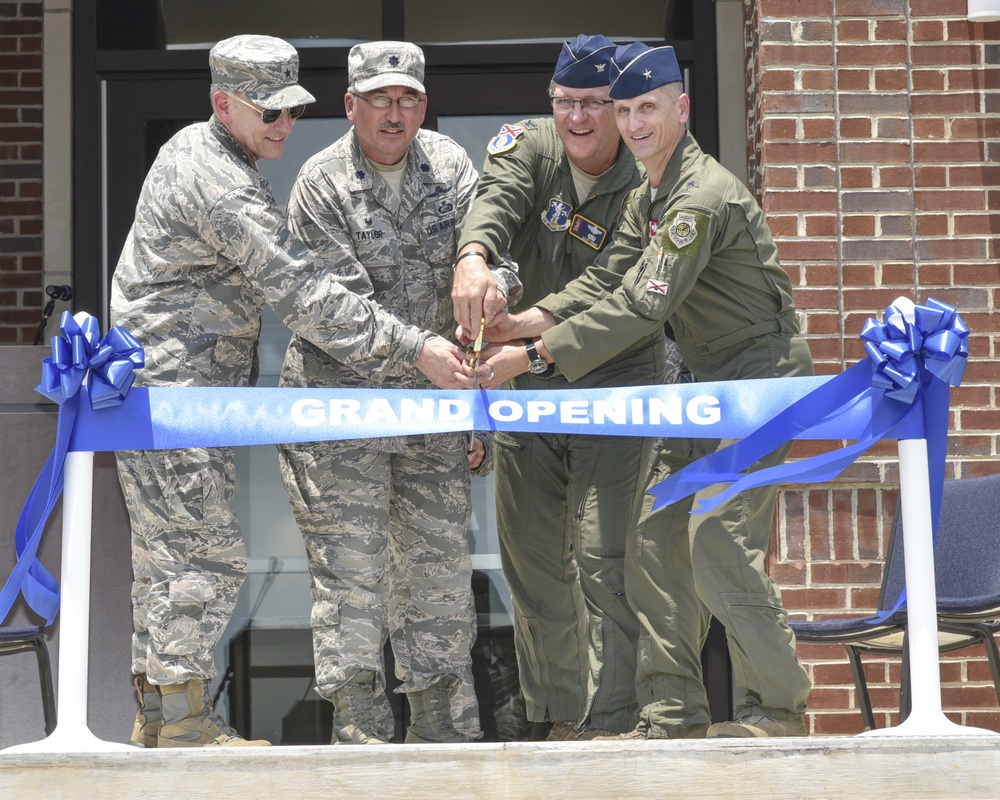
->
xmin=67 ymin=376 xmax=910 ymax=453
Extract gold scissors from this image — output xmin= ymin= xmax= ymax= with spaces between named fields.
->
xmin=468 ymin=316 xmax=486 ymax=450
xmin=469 ymin=316 xmax=486 ymax=371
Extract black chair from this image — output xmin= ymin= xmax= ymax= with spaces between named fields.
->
xmin=0 ymin=625 xmax=57 ymax=735
xmin=790 ymin=473 xmax=1000 ymax=731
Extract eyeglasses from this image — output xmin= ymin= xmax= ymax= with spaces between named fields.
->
xmin=351 ymin=92 xmax=424 ymax=109
xmin=228 ymin=93 xmax=306 ymax=124
xmin=549 ymin=95 xmax=614 ymax=113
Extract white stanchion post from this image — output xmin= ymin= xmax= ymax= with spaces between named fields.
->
xmin=861 ymin=437 xmax=996 ymax=737
xmin=3 ymin=450 xmax=132 ymax=753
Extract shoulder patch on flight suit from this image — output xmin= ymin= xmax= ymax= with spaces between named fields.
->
xmin=486 ymin=123 xmax=525 ymax=155
xmin=660 ymin=209 xmax=709 ymax=255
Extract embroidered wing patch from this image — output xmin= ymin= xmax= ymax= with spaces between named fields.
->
xmin=568 ymin=214 xmax=608 ymax=250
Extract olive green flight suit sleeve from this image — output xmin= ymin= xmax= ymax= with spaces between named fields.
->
xmin=458 ymin=129 xmax=541 ymax=263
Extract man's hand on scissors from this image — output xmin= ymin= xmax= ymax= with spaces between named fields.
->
xmin=451 ymin=246 xmax=506 ymax=334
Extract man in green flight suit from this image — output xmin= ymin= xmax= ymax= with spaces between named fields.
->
xmin=475 ymin=42 xmax=813 ymax=739
xmin=453 ymin=34 xmax=684 ymax=740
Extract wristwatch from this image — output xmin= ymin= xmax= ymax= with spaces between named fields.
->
xmin=523 ymin=338 xmax=553 ymax=376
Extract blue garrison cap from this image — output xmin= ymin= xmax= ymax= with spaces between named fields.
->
xmin=552 ymin=34 xmax=617 ymax=88
xmin=609 ymin=44 xmax=682 ymax=99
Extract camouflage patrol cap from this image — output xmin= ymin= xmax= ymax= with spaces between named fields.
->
xmin=210 ymin=34 xmax=316 ymax=110
xmin=348 ymin=41 xmax=426 ymax=94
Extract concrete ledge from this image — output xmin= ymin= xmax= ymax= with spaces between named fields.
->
xmin=3 ymin=736 xmax=999 ymax=799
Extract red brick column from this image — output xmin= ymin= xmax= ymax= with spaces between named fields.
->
xmin=0 ymin=1 xmax=43 ymax=343
xmin=751 ymin=0 xmax=1000 ymax=733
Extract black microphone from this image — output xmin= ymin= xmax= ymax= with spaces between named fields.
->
xmin=45 ymin=284 xmax=73 ymax=301
xmin=35 ymin=285 xmax=74 ymax=345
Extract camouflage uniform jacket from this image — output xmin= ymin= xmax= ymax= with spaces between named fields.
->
xmin=459 ymin=117 xmax=666 ymax=389
xmin=280 ymin=127 xmax=519 ymax=390
xmin=540 ymin=132 xmax=813 ymax=383
xmin=110 ymin=116 xmax=428 ymax=388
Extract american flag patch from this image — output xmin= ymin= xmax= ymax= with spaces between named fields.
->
xmin=645 ymin=279 xmax=669 ymax=295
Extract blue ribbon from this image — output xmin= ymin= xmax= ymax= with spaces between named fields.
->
xmin=0 ymin=312 xmax=143 ymax=625
xmin=0 ymin=298 xmax=967 ymax=627
xmin=69 ymin=377 xmax=869 ymax=452
xmin=646 ymin=297 xmax=967 ymax=514
xmin=645 ymin=297 xmax=967 ymax=617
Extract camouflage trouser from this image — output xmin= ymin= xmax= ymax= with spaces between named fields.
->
xmin=115 ymin=447 xmax=246 ymax=684
xmin=278 ymin=432 xmax=481 ymax=739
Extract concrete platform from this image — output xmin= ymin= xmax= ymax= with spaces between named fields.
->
xmin=2 ymin=735 xmax=999 ymax=800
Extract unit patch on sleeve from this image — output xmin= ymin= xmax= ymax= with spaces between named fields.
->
xmin=541 ymin=198 xmax=573 ymax=231
xmin=486 ymin=124 xmax=525 ymax=155
xmin=660 ymin=209 xmax=709 ymax=255
xmin=568 ymin=214 xmax=608 ymax=250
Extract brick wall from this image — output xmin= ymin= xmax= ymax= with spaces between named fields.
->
xmin=753 ymin=0 xmax=1000 ymax=734
xmin=0 ymin=0 xmax=43 ymax=344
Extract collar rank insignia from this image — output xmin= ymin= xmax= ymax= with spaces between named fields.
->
xmin=568 ymin=213 xmax=608 ymax=250
xmin=487 ymin=124 xmax=525 ymax=156
xmin=541 ymin=198 xmax=572 ymax=231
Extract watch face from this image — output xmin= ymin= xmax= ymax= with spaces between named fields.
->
xmin=529 ymin=359 xmax=550 ymax=375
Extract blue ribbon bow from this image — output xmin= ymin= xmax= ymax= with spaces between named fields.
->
xmin=645 ymin=297 xmax=967 ymax=617
xmin=647 ymin=297 xmax=967 ymax=515
xmin=0 ymin=311 xmax=143 ymax=625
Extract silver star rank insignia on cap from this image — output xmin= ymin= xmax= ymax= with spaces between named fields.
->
xmin=389 ymin=55 xmax=400 ymax=67
xmin=643 ymin=69 xmax=652 ymax=79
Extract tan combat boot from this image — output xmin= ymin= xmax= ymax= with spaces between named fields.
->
xmin=707 ymin=713 xmax=808 ymax=738
xmin=129 ymin=673 xmax=161 ymax=748
xmin=157 ymin=679 xmax=270 ymax=747
xmin=330 ymin=671 xmax=388 ymax=745
xmin=404 ymin=674 xmax=464 ymax=744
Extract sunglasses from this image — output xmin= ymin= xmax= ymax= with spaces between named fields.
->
xmin=228 ymin=93 xmax=306 ymax=124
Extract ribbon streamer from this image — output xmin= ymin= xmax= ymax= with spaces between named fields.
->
xmin=0 ymin=311 xmax=143 ymax=625
xmin=646 ymin=297 xmax=967 ymax=514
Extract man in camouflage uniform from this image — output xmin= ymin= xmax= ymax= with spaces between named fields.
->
xmin=277 ymin=41 xmax=520 ymax=745
xmin=452 ymin=35 xmax=683 ymax=740
xmin=112 ymin=35 xmax=480 ymax=749
xmin=476 ymin=43 xmax=813 ymax=740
